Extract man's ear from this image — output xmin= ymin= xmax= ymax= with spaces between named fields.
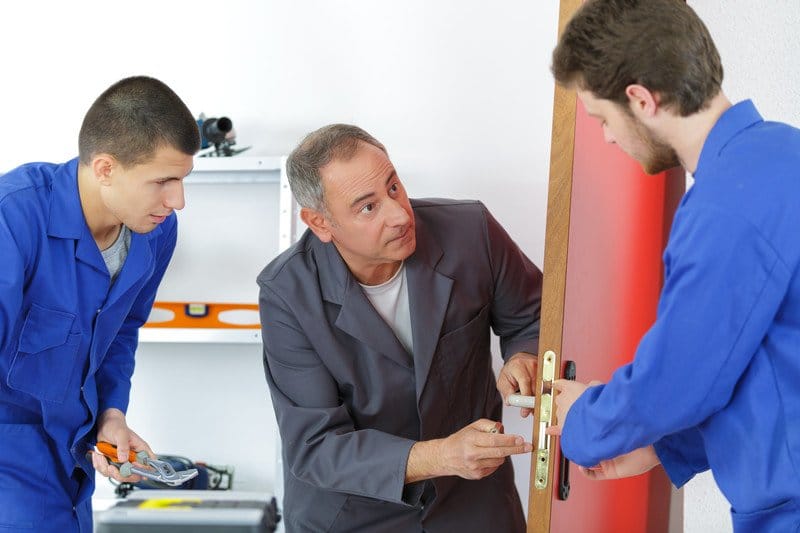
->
xmin=300 ymin=207 xmax=333 ymax=243
xmin=91 ymin=154 xmax=116 ymax=185
xmin=625 ymin=84 xmax=659 ymax=119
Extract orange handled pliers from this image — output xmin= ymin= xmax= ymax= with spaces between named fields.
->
xmin=92 ymin=441 xmax=198 ymax=487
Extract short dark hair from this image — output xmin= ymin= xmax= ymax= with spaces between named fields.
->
xmin=286 ymin=124 xmax=388 ymax=210
xmin=552 ymin=0 xmax=723 ymax=116
xmin=78 ymin=76 xmax=200 ymax=166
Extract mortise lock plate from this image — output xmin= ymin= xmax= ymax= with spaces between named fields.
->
xmin=534 ymin=350 xmax=556 ymax=490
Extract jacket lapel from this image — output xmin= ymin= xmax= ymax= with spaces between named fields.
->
xmin=335 ymin=278 xmax=414 ymax=369
xmin=86 ymin=226 xmax=158 ymax=375
xmin=406 ymin=216 xmax=452 ymax=400
xmin=74 ymin=229 xmax=109 ymax=277
xmin=103 ymin=227 xmax=157 ymax=309
xmin=317 ymin=241 xmax=413 ymax=369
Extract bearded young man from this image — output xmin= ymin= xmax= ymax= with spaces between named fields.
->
xmin=547 ymin=1 xmax=800 ymax=532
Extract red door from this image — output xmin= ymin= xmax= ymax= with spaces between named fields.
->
xmin=526 ymin=2 xmax=684 ymax=530
xmin=549 ymin=95 xmax=684 ymax=533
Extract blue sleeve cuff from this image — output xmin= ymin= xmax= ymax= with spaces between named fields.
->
xmin=98 ymin=388 xmax=131 ymax=416
xmin=653 ymin=428 xmax=709 ymax=488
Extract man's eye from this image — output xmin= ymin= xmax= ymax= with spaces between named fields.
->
xmin=390 ymin=183 xmax=398 ymax=192
xmin=361 ymin=203 xmax=374 ymax=214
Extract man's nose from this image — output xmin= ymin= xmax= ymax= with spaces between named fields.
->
xmin=386 ymin=198 xmax=410 ymax=226
xmin=164 ymin=181 xmax=186 ymax=211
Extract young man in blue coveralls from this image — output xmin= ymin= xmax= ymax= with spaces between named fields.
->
xmin=546 ymin=1 xmax=800 ymax=532
xmin=0 ymin=76 xmax=199 ymax=532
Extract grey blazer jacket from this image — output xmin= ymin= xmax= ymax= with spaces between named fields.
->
xmin=258 ymin=199 xmax=542 ymax=532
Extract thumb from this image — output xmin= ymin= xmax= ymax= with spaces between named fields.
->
xmin=551 ymin=379 xmax=568 ymax=392
xmin=114 ymin=434 xmax=131 ymax=463
xmin=116 ymin=444 xmax=130 ymax=463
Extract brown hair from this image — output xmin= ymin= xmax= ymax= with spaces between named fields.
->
xmin=286 ymin=124 xmax=388 ymax=210
xmin=78 ymin=76 xmax=200 ymax=166
xmin=552 ymin=0 xmax=723 ymax=116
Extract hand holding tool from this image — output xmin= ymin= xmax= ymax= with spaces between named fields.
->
xmin=93 ymin=441 xmax=199 ymax=487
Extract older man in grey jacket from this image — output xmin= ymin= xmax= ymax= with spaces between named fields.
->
xmin=258 ymin=124 xmax=542 ymax=532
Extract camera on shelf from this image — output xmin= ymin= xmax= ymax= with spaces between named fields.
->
xmin=196 ymin=113 xmax=250 ymax=157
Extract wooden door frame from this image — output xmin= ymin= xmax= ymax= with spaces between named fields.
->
xmin=527 ymin=0 xmax=584 ymax=530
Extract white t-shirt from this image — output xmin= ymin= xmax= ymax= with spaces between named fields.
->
xmin=360 ymin=263 xmax=413 ymax=355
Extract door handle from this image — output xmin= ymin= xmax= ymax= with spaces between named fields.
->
xmin=557 ymin=360 xmax=576 ymax=500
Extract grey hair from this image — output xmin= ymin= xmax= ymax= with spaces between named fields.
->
xmin=286 ymin=124 xmax=388 ymax=211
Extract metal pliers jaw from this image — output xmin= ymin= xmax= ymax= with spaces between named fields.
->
xmin=119 ymin=450 xmax=199 ymax=486
xmin=94 ymin=442 xmax=199 ymax=487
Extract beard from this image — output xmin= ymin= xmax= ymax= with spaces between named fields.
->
xmin=632 ymin=117 xmax=681 ymax=175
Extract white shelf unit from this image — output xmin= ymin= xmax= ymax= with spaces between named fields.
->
xmin=185 ymin=155 xmax=298 ymax=252
xmin=139 ymin=327 xmax=263 ymax=344
xmin=138 ymin=155 xmax=301 ymax=344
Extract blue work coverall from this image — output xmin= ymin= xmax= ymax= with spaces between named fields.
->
xmin=561 ymin=101 xmax=800 ymax=532
xmin=0 ymin=159 xmax=176 ymax=531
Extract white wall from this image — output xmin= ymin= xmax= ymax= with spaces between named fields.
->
xmin=2 ymin=1 xmax=797 ymax=529
xmin=0 ymin=0 xmax=556 ymax=265
xmin=683 ymin=2 xmax=800 ymax=532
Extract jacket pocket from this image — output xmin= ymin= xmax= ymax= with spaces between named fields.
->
xmin=0 ymin=424 xmax=48 ymax=528
xmin=428 ymin=303 xmax=492 ymax=434
xmin=731 ymin=498 xmax=800 ymax=533
xmin=8 ymin=303 xmax=81 ymax=403
xmin=436 ymin=303 xmax=491 ymax=368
